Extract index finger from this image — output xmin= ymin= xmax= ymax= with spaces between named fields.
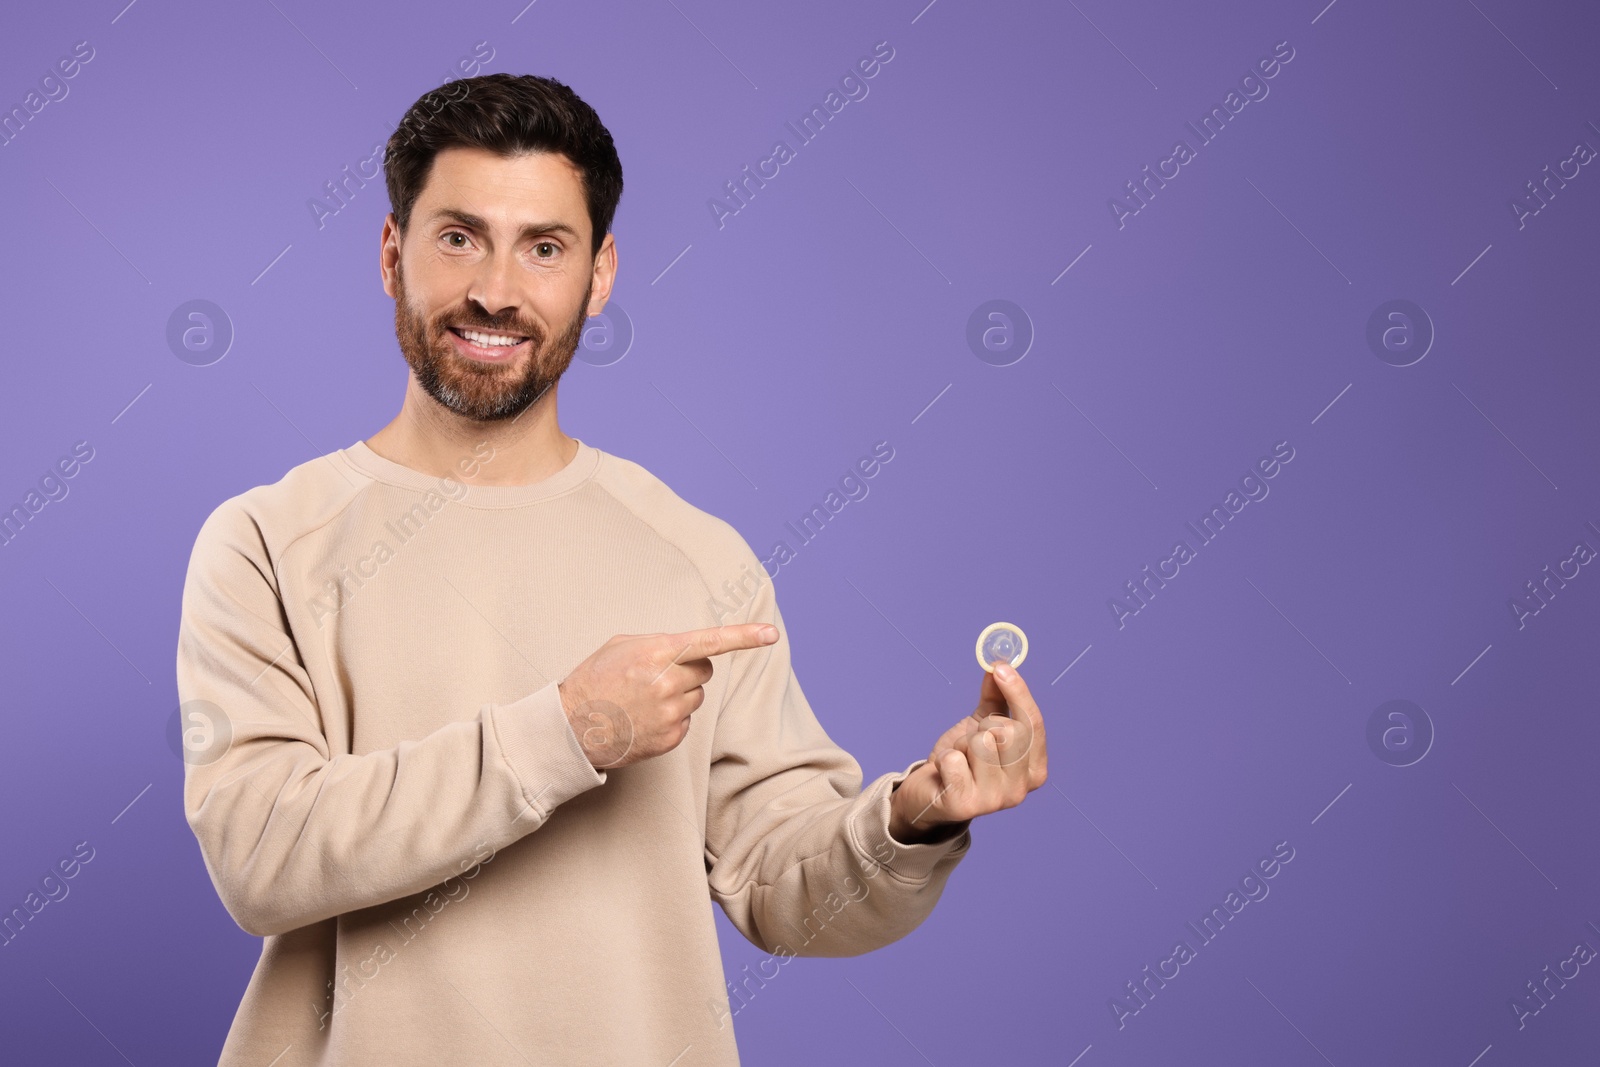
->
xmin=661 ymin=623 xmax=779 ymax=663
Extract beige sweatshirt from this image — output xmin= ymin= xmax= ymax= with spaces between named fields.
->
xmin=176 ymin=435 xmax=972 ymax=1066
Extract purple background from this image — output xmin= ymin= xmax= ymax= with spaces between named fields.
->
xmin=3 ymin=0 xmax=1598 ymax=1063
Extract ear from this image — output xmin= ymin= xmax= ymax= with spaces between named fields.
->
xmin=380 ymin=213 xmax=402 ymax=299
xmin=587 ymin=230 xmax=617 ymax=316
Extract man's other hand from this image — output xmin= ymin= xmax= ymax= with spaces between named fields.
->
xmin=888 ymin=661 xmax=1048 ymax=843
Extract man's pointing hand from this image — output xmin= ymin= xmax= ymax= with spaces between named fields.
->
xmin=558 ymin=624 xmax=779 ymax=770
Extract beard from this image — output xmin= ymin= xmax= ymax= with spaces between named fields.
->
xmin=392 ymin=264 xmax=591 ymax=423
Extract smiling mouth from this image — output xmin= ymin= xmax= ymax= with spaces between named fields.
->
xmin=447 ymin=326 xmax=531 ymax=361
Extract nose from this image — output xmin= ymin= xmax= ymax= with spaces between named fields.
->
xmin=467 ymin=248 xmax=522 ymax=324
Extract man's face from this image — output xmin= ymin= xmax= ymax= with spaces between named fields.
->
xmin=383 ymin=146 xmax=611 ymax=422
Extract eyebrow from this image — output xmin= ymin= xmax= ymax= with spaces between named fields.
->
xmin=425 ymin=207 xmax=581 ymax=243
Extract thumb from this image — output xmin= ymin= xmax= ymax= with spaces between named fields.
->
xmin=974 ymin=667 xmax=1008 ymax=719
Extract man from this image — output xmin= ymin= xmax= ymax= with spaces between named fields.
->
xmin=177 ymin=72 xmax=1047 ymax=1066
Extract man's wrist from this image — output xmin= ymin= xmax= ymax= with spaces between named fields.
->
xmin=556 ymin=680 xmax=596 ymax=767
xmin=888 ymin=784 xmax=951 ymax=845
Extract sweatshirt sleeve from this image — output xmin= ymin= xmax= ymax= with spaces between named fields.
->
xmin=176 ymin=498 xmax=607 ymax=938
xmin=703 ymin=550 xmax=972 ymax=958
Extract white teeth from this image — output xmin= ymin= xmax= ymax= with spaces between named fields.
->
xmin=459 ymin=329 xmax=525 ymax=347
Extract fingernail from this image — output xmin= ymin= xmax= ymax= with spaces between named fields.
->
xmin=994 ymin=662 xmax=1013 ymax=680
xmin=759 ymin=625 xmax=778 ymax=641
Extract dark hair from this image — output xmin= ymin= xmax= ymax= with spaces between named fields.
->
xmin=383 ymin=73 xmax=623 ymax=259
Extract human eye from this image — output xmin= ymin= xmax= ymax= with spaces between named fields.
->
xmin=532 ymin=240 xmax=560 ymax=259
xmin=441 ymin=229 xmax=475 ymax=250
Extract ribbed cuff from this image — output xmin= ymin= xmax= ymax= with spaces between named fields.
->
xmin=849 ymin=758 xmax=972 ymax=883
xmin=487 ymin=679 xmax=607 ymax=820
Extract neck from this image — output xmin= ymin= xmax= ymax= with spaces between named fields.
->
xmin=365 ymin=381 xmax=578 ymax=487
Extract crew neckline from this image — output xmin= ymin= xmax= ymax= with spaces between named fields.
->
xmin=339 ymin=436 xmax=601 ymax=508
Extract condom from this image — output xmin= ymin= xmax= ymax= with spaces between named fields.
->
xmin=975 ymin=622 xmax=1028 ymax=673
